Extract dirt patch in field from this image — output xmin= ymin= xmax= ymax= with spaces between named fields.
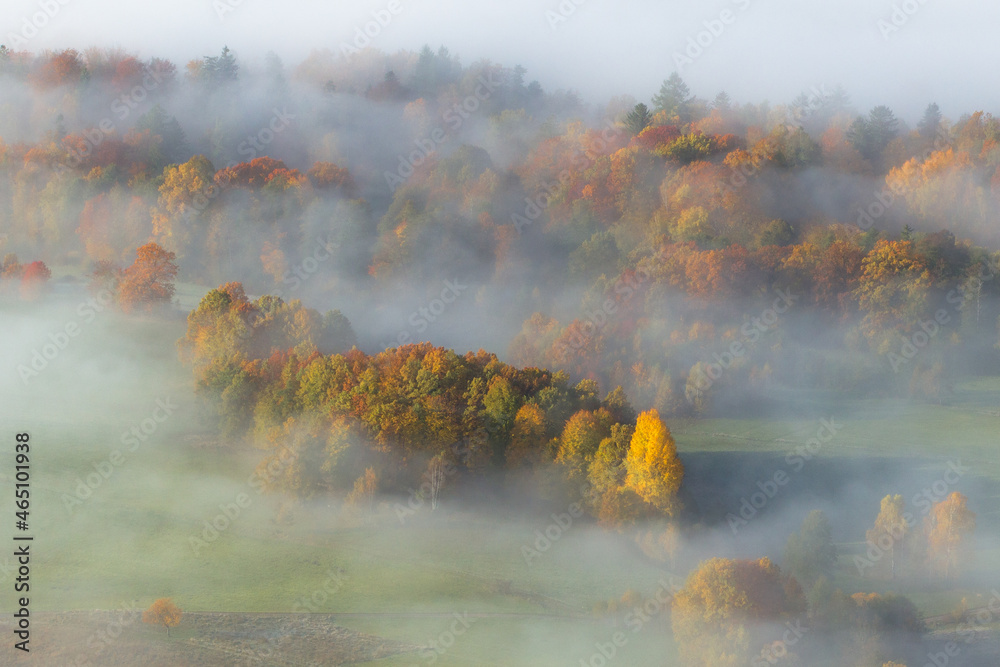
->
xmin=0 ymin=611 xmax=420 ymax=666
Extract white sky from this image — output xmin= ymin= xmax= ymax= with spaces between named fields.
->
xmin=3 ymin=0 xmax=997 ymax=121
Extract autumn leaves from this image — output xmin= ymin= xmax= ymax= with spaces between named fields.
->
xmin=858 ymin=488 xmax=976 ymax=580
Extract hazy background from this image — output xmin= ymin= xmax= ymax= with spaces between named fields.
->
xmin=5 ymin=0 xmax=998 ymax=121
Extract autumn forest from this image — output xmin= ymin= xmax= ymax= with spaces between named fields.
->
xmin=2 ymin=40 xmax=1000 ymax=667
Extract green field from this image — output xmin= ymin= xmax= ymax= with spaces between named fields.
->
xmin=2 ymin=302 xmax=999 ymax=664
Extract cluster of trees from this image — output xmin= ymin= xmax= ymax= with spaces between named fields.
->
xmin=670 ymin=499 xmax=971 ymax=666
xmin=3 ymin=45 xmax=1000 ymax=418
xmin=89 ymin=241 xmax=179 ymax=313
xmin=181 ymin=282 xmax=685 ymax=532
xmin=860 ymin=491 xmax=976 ymax=581
xmin=671 ymin=554 xmax=924 ymax=667
xmin=511 ymin=227 xmax=999 ymax=415
xmin=0 ymin=254 xmax=51 ymax=300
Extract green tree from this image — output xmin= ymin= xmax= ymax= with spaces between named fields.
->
xmin=917 ymin=102 xmax=943 ymax=141
xmin=783 ymin=510 xmax=837 ymax=587
xmin=204 ymin=46 xmax=239 ymax=83
xmin=483 ymin=376 xmax=522 ymax=463
xmin=848 ymin=105 xmax=899 ymax=167
xmin=556 ymin=409 xmax=612 ymax=486
xmin=623 ymin=102 xmax=653 ymax=136
xmin=652 ymin=73 xmax=691 ymax=121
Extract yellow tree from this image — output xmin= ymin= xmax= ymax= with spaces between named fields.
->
xmin=555 ymin=409 xmax=612 ymax=486
xmin=672 ymin=557 xmax=805 ymax=667
xmin=625 ymin=409 xmax=684 ymax=515
xmin=506 ymin=403 xmax=548 ymax=468
xmin=142 ymin=598 xmax=182 ymax=638
xmin=346 ymin=467 xmax=377 ymax=520
xmin=926 ymin=491 xmax=976 ymax=579
xmin=865 ymin=495 xmax=910 ymax=580
xmin=151 ymin=154 xmax=216 ymax=257
xmin=854 ymin=240 xmax=930 ymax=344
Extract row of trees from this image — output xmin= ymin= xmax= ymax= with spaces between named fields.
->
xmin=5 ymin=44 xmax=1000 ymax=421
xmin=670 ymin=554 xmax=924 ymax=667
xmin=672 ymin=494 xmax=974 ymax=666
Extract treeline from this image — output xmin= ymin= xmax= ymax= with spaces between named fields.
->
xmin=512 ymin=229 xmax=1000 ymax=416
xmin=4 ymin=45 xmax=1000 ymax=416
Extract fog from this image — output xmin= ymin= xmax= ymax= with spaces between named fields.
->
xmin=2 ymin=1 xmax=1000 ymax=665
xmin=8 ymin=0 xmax=1000 ymax=116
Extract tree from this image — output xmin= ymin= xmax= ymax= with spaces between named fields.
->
xmin=19 ymin=261 xmax=51 ymax=301
xmin=926 ymin=491 xmax=975 ymax=579
xmin=652 ymin=73 xmax=691 ymax=121
xmin=556 ymin=409 xmax=612 ymax=486
xmin=756 ymin=219 xmax=795 ymax=248
xmin=117 ymin=242 xmax=179 ymax=313
xmin=623 ymin=103 xmax=653 ymax=136
xmin=142 ymin=598 xmax=182 ymax=638
xmin=712 ymin=91 xmax=732 ymax=112
xmin=425 ymin=454 xmax=447 ymax=510
xmin=136 ymin=104 xmax=188 ymax=164
xmin=483 ymin=376 xmax=522 ymax=464
xmin=865 ymin=495 xmax=910 ymax=579
xmin=783 ymin=510 xmax=836 ymax=587
xmin=203 ymin=46 xmax=238 ymax=83
xmin=506 ymin=403 xmax=548 ymax=468
xmin=672 ymin=557 xmax=805 ymax=666
xmin=346 ymin=467 xmax=377 ymax=520
xmin=848 ymin=105 xmax=900 ymax=168
xmin=624 ymin=409 xmax=684 ymax=515
xmin=854 ymin=239 xmax=930 ymax=339
xmin=917 ymin=102 xmax=943 ymax=141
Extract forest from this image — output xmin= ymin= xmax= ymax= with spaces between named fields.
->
xmin=2 ymin=41 xmax=999 ymax=666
